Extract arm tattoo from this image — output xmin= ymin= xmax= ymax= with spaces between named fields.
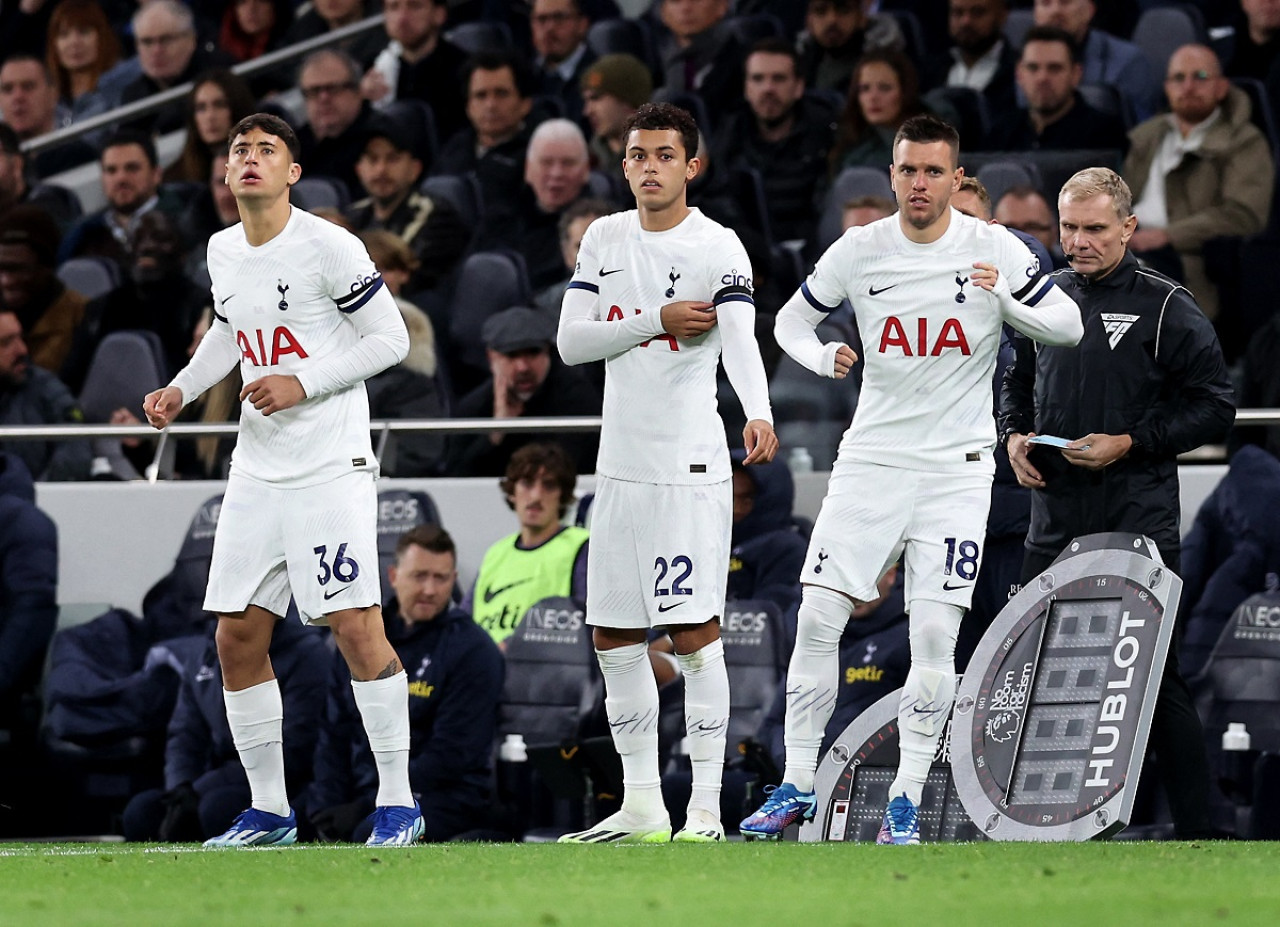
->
xmin=374 ymin=658 xmax=402 ymax=679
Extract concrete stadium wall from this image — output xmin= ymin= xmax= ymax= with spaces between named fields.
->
xmin=35 ymin=466 xmax=1228 ymax=619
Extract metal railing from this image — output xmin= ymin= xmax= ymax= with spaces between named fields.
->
xmin=20 ymin=15 xmax=387 ymax=157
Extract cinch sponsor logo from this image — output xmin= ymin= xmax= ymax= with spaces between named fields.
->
xmin=1085 ymin=610 xmax=1145 ymax=788
xmin=720 ymin=270 xmax=753 ymax=291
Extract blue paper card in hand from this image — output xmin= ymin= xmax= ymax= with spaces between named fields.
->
xmin=1027 ymin=435 xmax=1088 ymax=450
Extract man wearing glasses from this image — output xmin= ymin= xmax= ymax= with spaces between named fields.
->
xmin=297 ymin=49 xmax=375 ymax=201
xmin=1125 ymin=44 xmax=1273 ymax=334
xmin=530 ymin=0 xmax=595 ymax=123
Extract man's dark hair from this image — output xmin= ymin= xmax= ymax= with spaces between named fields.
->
xmin=1021 ymin=25 xmax=1081 ymax=65
xmin=748 ymin=36 xmax=801 ymax=72
xmin=228 ymin=112 xmax=302 ymax=162
xmin=100 ymin=128 xmax=158 ymax=167
xmin=394 ymin=523 xmax=457 ymax=562
xmin=464 ymin=49 xmax=537 ymax=99
xmin=622 ymin=101 xmax=699 ymax=159
xmin=558 ymin=196 xmax=616 ymax=241
xmin=0 ymin=53 xmax=53 ymax=83
xmin=892 ymin=114 xmax=960 ymax=169
xmin=501 ymin=442 xmax=578 ymax=520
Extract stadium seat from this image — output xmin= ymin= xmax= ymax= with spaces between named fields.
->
xmin=1078 ymin=82 xmax=1134 ymax=129
xmin=1132 ymin=5 xmax=1205 ymax=79
xmin=379 ymin=98 xmax=439 ymax=171
xmin=1003 ymin=7 xmax=1034 ymax=49
xmin=976 ymin=160 xmax=1043 ymax=210
xmin=447 ymin=250 xmax=533 ymax=394
xmin=924 ymin=86 xmax=991 ymax=150
xmin=728 ymin=165 xmax=774 ymax=250
xmin=768 ymin=319 xmax=859 ymax=424
xmin=584 ymin=17 xmax=659 ymax=77
xmin=962 ymin=149 xmax=1123 ymax=201
xmin=723 ymin=13 xmax=784 ymax=46
xmin=420 ymin=172 xmax=484 ymax=233
xmin=649 ymin=87 xmax=712 ymax=136
xmin=720 ymin=599 xmax=789 ymax=760
xmin=374 ymin=489 xmax=442 ymax=605
xmin=1232 ymin=77 xmax=1280 ymax=155
xmin=445 ymin=20 xmax=512 ymax=54
xmin=291 ymin=176 xmax=350 ymax=213
xmin=775 ymin=420 xmax=846 ymax=471
xmin=77 ymin=330 xmax=168 ymax=480
xmin=816 ymin=165 xmax=894 ymax=252
xmin=56 ymin=256 xmax=119 ymax=301
xmin=886 ymin=8 xmax=929 ymax=62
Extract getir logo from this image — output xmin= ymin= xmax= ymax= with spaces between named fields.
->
xmin=237 ymin=327 xmax=309 ymax=366
xmin=878 ymin=317 xmax=971 ymax=356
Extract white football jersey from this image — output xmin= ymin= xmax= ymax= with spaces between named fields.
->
xmin=804 ymin=209 xmax=1052 ymax=470
xmin=203 ymin=208 xmax=388 ymax=487
xmin=567 ymin=208 xmax=760 ymax=484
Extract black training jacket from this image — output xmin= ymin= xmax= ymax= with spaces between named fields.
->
xmin=998 ymin=251 xmax=1235 ymax=558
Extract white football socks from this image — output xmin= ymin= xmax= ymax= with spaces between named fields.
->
xmin=597 ymin=641 xmax=666 ymax=821
xmin=782 ymin=585 xmax=852 ymax=793
xmin=352 ymin=671 xmax=414 ymax=809
xmin=890 ymin=600 xmax=962 ymax=806
xmin=676 ymin=638 xmax=729 ymax=818
xmin=224 ymin=679 xmax=290 ymax=817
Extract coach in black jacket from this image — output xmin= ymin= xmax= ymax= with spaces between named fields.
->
xmin=999 ymin=167 xmax=1234 ymax=839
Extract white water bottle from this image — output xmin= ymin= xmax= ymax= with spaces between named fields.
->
xmin=500 ymin=733 xmax=527 ymax=763
xmin=1223 ymin=722 xmax=1251 ymax=752
xmin=787 ymin=446 xmax=814 ymax=474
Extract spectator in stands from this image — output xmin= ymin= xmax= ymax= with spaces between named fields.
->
xmin=927 ymin=0 xmax=1018 ymax=114
xmin=828 ymin=49 xmax=925 ymax=172
xmin=45 ymin=0 xmax=129 ymax=132
xmin=727 ymin=448 xmax=806 ymax=617
xmin=444 ymin=305 xmax=601 ymax=477
xmin=60 ymin=130 xmax=185 ymax=272
xmin=841 ymin=193 xmax=895 ymax=230
xmin=798 ymin=0 xmax=905 ymax=95
xmin=0 ymin=307 xmax=91 ymax=480
xmin=1225 ymin=0 xmax=1280 ymax=82
xmin=756 ymin=566 xmax=908 ymax=776
xmin=465 ymin=442 xmax=589 ymax=646
xmin=1032 ymin=0 xmax=1161 ymax=120
xmin=533 ymin=195 xmax=617 ymax=316
xmin=119 ymin=0 xmax=235 ymax=134
xmin=657 ymin=0 xmax=747 ymax=126
xmin=985 ymin=26 xmax=1129 ymax=152
xmin=481 ymin=118 xmax=593 ymax=289
xmin=1125 ymin=44 xmax=1273 ymax=322
xmin=282 ymin=0 xmax=386 ymax=70
xmin=165 ymin=69 xmax=256 ymax=184
xmin=297 ymin=49 xmax=377 ymax=201
xmin=530 ymin=0 xmax=595 ymax=124
xmin=362 ymin=0 xmax=469 ymax=142
xmin=0 ymin=54 xmax=95 ymax=177
xmin=61 ymin=210 xmax=202 ymax=394
xmin=995 ymin=184 xmax=1066 ymax=268
xmin=178 ymin=158 xmax=242 ymax=280
xmin=0 ymin=122 xmax=81 ymax=228
xmin=344 ymin=117 xmax=471 ymax=292
xmin=432 ymin=51 xmax=538 ymax=218
xmin=217 ymin=0 xmax=293 ymax=65
xmin=122 ymin=619 xmax=327 ymax=842
xmin=361 ymin=230 xmax=448 ymax=477
xmin=0 ymin=452 xmax=57 ymax=735
xmin=580 ymin=53 xmax=651 ymax=175
xmin=0 ymin=205 xmax=85 ymax=374
xmin=304 ymin=526 xmax=503 ymax=843
xmin=714 ymin=38 xmax=836 ymax=247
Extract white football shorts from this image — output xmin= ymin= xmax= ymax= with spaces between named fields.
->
xmin=586 ymin=476 xmax=731 ymax=629
xmin=204 ymin=469 xmax=382 ymax=624
xmin=802 ymin=458 xmax=994 ymax=609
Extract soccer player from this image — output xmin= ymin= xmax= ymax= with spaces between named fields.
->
xmin=739 ymin=115 xmax=1083 ymax=844
xmin=555 ymin=102 xmax=777 ymax=843
xmin=142 ymin=113 xmax=418 ymax=847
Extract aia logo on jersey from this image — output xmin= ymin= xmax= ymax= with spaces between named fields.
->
xmin=276 ymin=279 xmax=289 ymax=311
xmin=607 ymin=305 xmax=678 ymax=351
xmin=1101 ymin=313 xmax=1140 ymax=349
xmin=237 ymin=327 xmax=309 ymax=365
xmin=878 ymin=316 xmax=971 ymax=356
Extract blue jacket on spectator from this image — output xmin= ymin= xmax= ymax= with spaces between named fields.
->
xmin=0 ymin=452 xmax=57 ymax=721
xmin=728 ymin=448 xmax=807 ymax=618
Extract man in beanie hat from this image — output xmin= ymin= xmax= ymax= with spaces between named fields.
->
xmin=581 ymin=53 xmax=653 ymax=171
xmin=0 ymin=204 xmax=86 ymax=373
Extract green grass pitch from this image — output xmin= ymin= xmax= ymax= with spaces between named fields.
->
xmin=1 ymin=840 xmax=1279 ymax=927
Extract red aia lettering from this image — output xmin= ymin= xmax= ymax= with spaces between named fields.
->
xmin=237 ymin=327 xmax=310 ymax=365
xmin=877 ymin=316 xmax=971 ymax=356
xmin=607 ymin=304 xmax=678 ymax=351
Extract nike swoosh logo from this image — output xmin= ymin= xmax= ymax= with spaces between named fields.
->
xmin=868 ymin=284 xmax=898 ymax=295
xmin=322 ymin=586 xmax=351 ymax=600
xmin=942 ymin=581 xmax=972 ymax=591
xmin=220 ymin=294 xmax=235 ymax=305
xmin=598 ymin=268 xmax=624 ymax=276
xmin=657 ymin=601 xmax=686 ymax=612
xmin=482 ymin=578 xmax=532 ymax=604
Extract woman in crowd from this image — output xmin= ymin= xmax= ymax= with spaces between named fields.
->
xmin=828 ymin=49 xmax=926 ymax=174
xmin=165 ymin=69 xmax=257 ymax=184
xmin=44 ymin=0 xmax=128 ymax=130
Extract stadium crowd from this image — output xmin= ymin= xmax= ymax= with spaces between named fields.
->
xmin=3 ymin=0 xmax=1280 ymax=842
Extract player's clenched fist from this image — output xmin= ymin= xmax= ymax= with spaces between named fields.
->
xmin=143 ymin=386 xmax=184 ymax=429
xmin=660 ymin=300 xmax=717 ymax=339
xmin=832 ymin=343 xmax=858 ymax=379
xmin=240 ymin=374 xmax=306 ymax=416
